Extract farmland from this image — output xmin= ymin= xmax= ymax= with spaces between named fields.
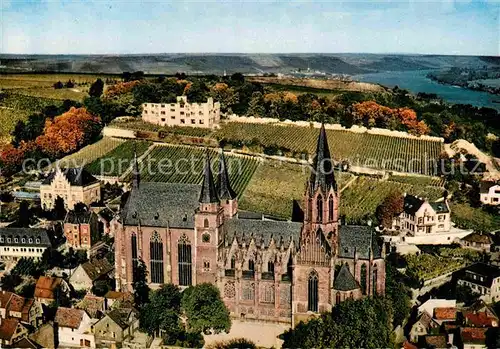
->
xmin=138 ymin=145 xmax=259 ymax=197
xmin=215 ymin=122 xmax=444 ymax=175
xmin=85 ymin=140 xmax=152 ymax=176
xmin=55 ymin=137 xmax=125 ymax=169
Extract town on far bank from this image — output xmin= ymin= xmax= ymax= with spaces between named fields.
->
xmin=0 ymin=68 xmax=499 ymax=349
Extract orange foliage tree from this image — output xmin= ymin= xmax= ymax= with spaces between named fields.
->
xmin=0 ymin=144 xmax=26 ymax=176
xmin=104 ymin=80 xmax=142 ymax=98
xmin=36 ymin=107 xmax=101 ymax=158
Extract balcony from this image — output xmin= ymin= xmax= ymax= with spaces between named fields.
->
xmin=242 ymin=270 xmax=255 ymax=279
xmin=224 ymin=269 xmax=235 ymax=277
xmin=261 ymin=272 xmax=275 ymax=280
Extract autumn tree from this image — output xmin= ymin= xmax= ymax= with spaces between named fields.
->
xmin=36 ymin=107 xmax=101 ymax=158
xmin=376 ymin=191 xmax=404 ymax=228
xmin=0 ymin=144 xmax=25 ymax=177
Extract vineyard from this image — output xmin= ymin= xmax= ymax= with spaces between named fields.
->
xmin=387 ymin=174 xmax=445 ymax=187
xmin=215 ymin=122 xmax=444 ymax=175
xmin=404 ymin=253 xmax=464 ymax=282
xmin=110 ymin=119 xmax=214 ymax=137
xmin=137 ymin=144 xmax=259 ymax=197
xmin=239 ymin=161 xmax=353 ymax=218
xmin=56 ymin=137 xmax=125 ymax=169
xmin=85 ymin=140 xmax=152 ymax=176
xmin=339 ymin=176 xmax=444 ymax=223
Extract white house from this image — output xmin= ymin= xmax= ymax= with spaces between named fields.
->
xmin=69 ymin=259 xmax=114 ymax=291
xmin=480 ymin=181 xmax=500 ymax=206
xmin=0 ymin=228 xmax=52 ymax=261
xmin=456 ymin=263 xmax=500 ymax=303
xmin=55 ymin=307 xmax=95 ymax=348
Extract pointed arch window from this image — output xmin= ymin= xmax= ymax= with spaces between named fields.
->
xmin=267 ymin=261 xmax=275 ymax=274
xmin=307 ymin=270 xmax=319 ymax=312
xmin=203 ymin=218 xmax=209 ymax=228
xmin=287 ymin=257 xmax=293 ymax=280
xmin=150 ymin=232 xmax=164 ymax=284
xmin=335 ymin=291 xmax=341 ymax=304
xmin=328 ymin=194 xmax=334 ymax=221
xmin=372 ymin=264 xmax=378 ymax=295
xmin=360 ymin=264 xmax=367 ymax=295
xmin=248 ymin=259 xmax=255 ymax=271
xmin=131 ymin=233 xmax=138 ymax=281
xmin=178 ymin=234 xmax=192 ymax=286
xmin=316 ymin=195 xmax=323 ymax=222
xmin=230 ymin=256 xmax=236 ymax=269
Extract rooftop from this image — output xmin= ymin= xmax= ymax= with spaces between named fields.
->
xmin=54 ymin=307 xmax=85 ymax=329
xmin=337 ymin=225 xmax=381 ymax=259
xmin=81 ymin=258 xmax=114 ymax=281
xmin=35 ymin=276 xmax=64 ymax=300
xmin=0 ymin=318 xmax=21 ymax=340
xmin=0 ymin=228 xmax=51 ymax=247
xmin=433 ymin=307 xmax=457 ymax=321
xmin=333 ymin=264 xmax=360 ymax=291
xmin=42 ymin=168 xmax=99 ymax=187
xmin=461 ymin=327 xmax=488 ymax=344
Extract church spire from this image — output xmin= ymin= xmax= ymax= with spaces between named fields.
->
xmin=132 ymin=149 xmax=140 ymax=189
xmin=309 ymin=124 xmax=336 ymax=193
xmin=199 ymin=150 xmax=219 ymax=203
xmin=217 ymin=149 xmax=236 ymax=200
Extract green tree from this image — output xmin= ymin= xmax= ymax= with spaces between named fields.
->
xmin=246 ymin=92 xmax=265 ymax=117
xmin=133 ymin=259 xmax=150 ymax=308
xmin=140 ymin=284 xmax=181 ymax=340
xmin=376 ymin=191 xmax=404 ymax=228
xmin=89 ymin=78 xmax=104 ymax=98
xmin=51 ymin=196 xmax=66 ymax=220
xmin=16 ymin=201 xmax=32 ymax=227
xmin=181 ymin=283 xmax=231 ymax=334
xmin=385 ymin=263 xmax=411 ymax=328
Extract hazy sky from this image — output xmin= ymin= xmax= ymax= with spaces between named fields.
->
xmin=1 ymin=0 xmax=498 ymax=55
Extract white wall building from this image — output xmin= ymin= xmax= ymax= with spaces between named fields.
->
xmin=55 ymin=307 xmax=95 ymax=348
xmin=480 ymin=181 xmax=500 ymax=206
xmin=456 ymin=263 xmax=500 ymax=303
xmin=142 ymin=96 xmax=220 ymax=128
xmin=0 ymin=228 xmax=51 ymax=261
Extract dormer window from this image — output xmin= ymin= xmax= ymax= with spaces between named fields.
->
xmin=7 ymin=238 xmax=11 ymax=243
xmin=0 ymin=237 xmax=3 ymax=243
xmin=154 ymin=212 xmax=159 ymax=220
xmin=28 ymin=238 xmax=32 ymax=243
xmin=35 ymin=238 xmax=40 ymax=243
xmin=21 ymin=238 xmax=25 ymax=243
xmin=14 ymin=238 xmax=18 ymax=243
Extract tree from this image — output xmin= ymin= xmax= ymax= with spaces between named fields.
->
xmin=52 ymin=196 xmax=66 ymax=220
xmin=53 ymin=81 xmax=63 ymax=89
xmin=385 ymin=263 xmax=411 ymax=328
xmin=206 ymin=338 xmax=256 ymax=349
xmin=89 ymin=78 xmax=104 ymax=98
xmin=133 ymin=259 xmax=150 ymax=309
xmin=181 ymin=283 xmax=231 ymax=335
xmin=16 ymin=201 xmax=32 ymax=227
xmin=376 ymin=191 xmax=404 ymax=228
xmin=246 ymin=92 xmax=265 ymax=117
xmin=140 ymin=284 xmax=181 ymax=340
xmin=65 ymin=80 xmax=75 ymax=88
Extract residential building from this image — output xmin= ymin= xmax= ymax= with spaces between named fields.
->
xmin=40 ymin=168 xmax=101 ymax=210
xmin=34 ymin=276 xmax=70 ymax=306
xmin=460 ymin=327 xmax=488 ymax=349
xmin=114 ymin=125 xmax=386 ymax=326
xmin=418 ymin=299 xmax=457 ymax=318
xmin=456 ymin=263 xmax=500 ymax=303
xmin=76 ymin=295 xmax=106 ymax=319
xmin=479 ymin=181 xmax=500 ymax=206
xmin=29 ymin=323 xmax=56 ymax=349
xmin=104 ymin=291 xmax=133 ymax=309
xmin=54 ymin=307 xmax=95 ymax=348
xmin=463 ymin=310 xmax=498 ymax=328
xmin=422 ymin=335 xmax=449 ymax=349
xmin=393 ymin=194 xmax=451 ymax=235
xmin=0 ymin=228 xmax=51 ymax=261
xmin=433 ymin=307 xmax=457 ymax=325
xmin=92 ymin=308 xmax=139 ymax=347
xmin=0 ymin=318 xmax=28 ymax=347
xmin=142 ymin=96 xmax=220 ymax=128
xmin=0 ymin=292 xmax=42 ymax=327
xmin=64 ymin=210 xmax=99 ymax=249
xmin=410 ymin=311 xmax=439 ymax=342
xmin=69 ymin=258 xmax=114 ymax=291
xmin=459 ymin=233 xmax=493 ymax=252
xmin=11 ymin=337 xmax=41 ymax=349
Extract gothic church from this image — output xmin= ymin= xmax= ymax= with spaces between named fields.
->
xmin=114 ymin=125 xmax=386 ymax=325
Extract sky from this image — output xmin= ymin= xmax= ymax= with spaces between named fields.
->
xmin=0 ymin=0 xmax=498 ymax=55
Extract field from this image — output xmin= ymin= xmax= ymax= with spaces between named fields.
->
xmin=387 ymin=174 xmax=445 ymax=187
xmin=110 ymin=119 xmax=214 ymax=138
xmin=55 ymin=137 xmax=125 ymax=169
xmin=215 ymin=122 xmax=444 ymax=175
xmin=239 ymin=161 xmax=353 ymax=218
xmin=138 ymin=145 xmax=259 ymax=197
xmin=339 ymin=176 xmax=444 ymax=223
xmin=404 ymin=253 xmax=464 ymax=281
xmin=85 ymin=140 xmax=152 ymax=176
xmin=450 ymin=202 xmax=500 ymax=232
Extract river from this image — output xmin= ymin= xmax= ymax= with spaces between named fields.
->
xmin=353 ymin=70 xmax=500 ymax=110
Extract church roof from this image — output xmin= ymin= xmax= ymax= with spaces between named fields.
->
xmin=333 ymin=264 xmax=360 ymax=291
xmin=122 ymin=182 xmax=200 ymax=228
xmin=309 ymin=124 xmax=337 ymax=193
xmin=217 ymin=150 xmax=237 ymax=200
xmin=199 ymin=151 xmax=219 ymax=204
xmin=224 ymin=218 xmax=301 ymax=247
xmin=338 ymin=225 xmax=381 ymax=259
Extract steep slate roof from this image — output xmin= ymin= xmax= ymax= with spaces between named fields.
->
xmin=54 ymin=307 xmax=85 ymax=329
xmin=480 ymin=180 xmax=498 ymax=194
xmin=42 ymin=168 xmax=99 ymax=186
xmin=122 ymin=182 xmax=200 ymax=229
xmin=0 ymin=228 xmax=51 ymax=248
xmin=309 ymin=124 xmax=337 ymax=194
xmin=337 ymin=225 xmax=381 ymax=259
xmin=199 ymin=151 xmax=219 ymax=204
xmin=81 ymin=259 xmax=114 ymax=281
xmin=224 ymin=218 xmax=301 ymax=247
xmin=403 ymin=195 xmax=424 ymax=215
xmin=106 ymin=308 xmax=137 ymax=329
xmin=458 ymin=262 xmax=500 ymax=288
xmin=64 ymin=210 xmax=95 ymax=225
xmin=217 ymin=150 xmax=237 ymax=200
xmin=333 ymin=264 xmax=360 ymax=291
xmin=429 ymin=201 xmax=449 ymax=214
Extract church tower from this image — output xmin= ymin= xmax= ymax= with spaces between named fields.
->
xmin=217 ymin=149 xmax=238 ymax=218
xmin=195 ymin=151 xmax=224 ymax=284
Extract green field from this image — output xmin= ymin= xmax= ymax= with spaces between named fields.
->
xmin=85 ymin=140 xmax=152 ymax=176
xmin=451 ymin=202 xmax=500 ymax=232
xmin=138 ymin=145 xmax=259 ymax=197
xmin=387 ymin=174 xmax=445 ymax=187
xmin=215 ymin=122 xmax=444 ymax=175
xmin=56 ymin=137 xmax=125 ymax=169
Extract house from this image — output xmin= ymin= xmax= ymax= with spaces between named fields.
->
xmin=0 ymin=228 xmax=51 ymax=261
xmin=69 ymin=258 xmax=114 ymax=291
xmin=460 ymin=233 xmax=493 ymax=252
xmin=64 ymin=209 xmax=99 ymax=249
xmin=393 ymin=194 xmax=451 ymax=235
xmin=96 ymin=207 xmax=115 ymax=236
xmin=463 ymin=310 xmax=498 ymax=328
xmin=89 ymin=241 xmax=111 ymax=260
xmin=460 ymin=327 xmax=488 ymax=349
xmin=456 ymin=263 xmax=500 ymax=303
xmin=29 ymin=323 xmax=56 ymax=349
xmin=479 ymin=181 xmax=500 ymax=206
xmin=433 ymin=307 xmax=457 ymax=325
xmin=142 ymin=96 xmax=220 ymax=128
xmin=54 ymin=307 xmax=95 ymax=348
xmin=76 ymin=295 xmax=106 ymax=319
xmin=34 ymin=276 xmax=70 ymax=305
xmin=104 ymin=291 xmax=133 ymax=309
xmin=11 ymin=337 xmax=41 ymax=349
xmin=410 ymin=311 xmax=440 ymax=342
xmin=0 ymin=318 xmax=28 ymax=347
xmin=422 ymin=334 xmax=449 ymax=349
xmin=92 ymin=308 xmax=139 ymax=347
xmin=0 ymin=292 xmax=43 ymax=327
xmin=418 ymin=299 xmax=457 ymax=318
xmin=40 ymin=168 xmax=101 ymax=210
